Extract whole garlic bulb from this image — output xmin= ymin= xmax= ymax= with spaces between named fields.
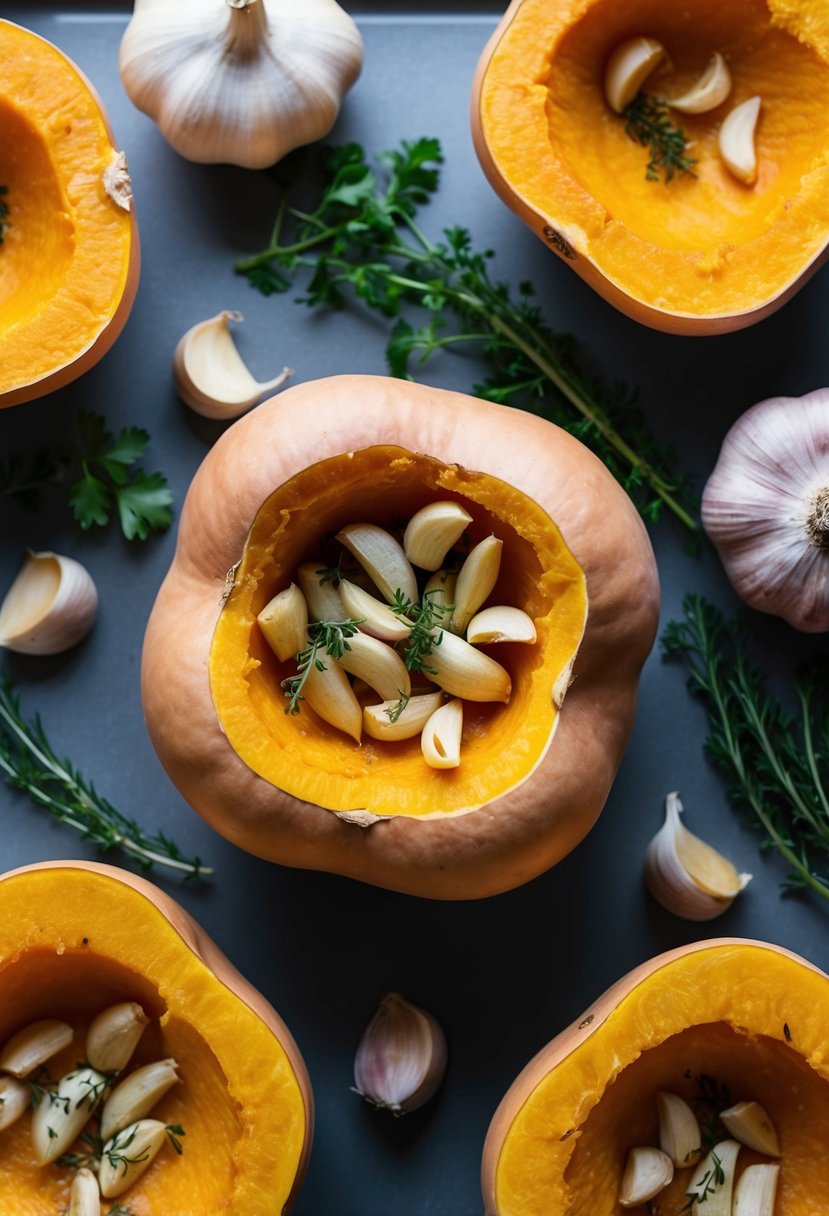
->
xmin=119 ymin=0 xmax=364 ymax=169
xmin=702 ymin=389 xmax=829 ymax=632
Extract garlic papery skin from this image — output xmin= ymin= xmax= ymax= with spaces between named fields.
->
xmin=119 ymin=0 xmax=364 ymax=169
xmin=702 ymin=389 xmax=829 ymax=632
xmin=0 ymin=551 xmax=97 ymax=655
xmin=668 ymin=52 xmax=732 ymax=114
xmin=353 ymin=992 xmax=447 ymax=1116
xmin=173 ymin=311 xmax=292 ymax=419
xmin=644 ymin=792 xmax=751 ymax=921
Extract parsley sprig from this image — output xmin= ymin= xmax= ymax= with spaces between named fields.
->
xmin=237 ymin=138 xmax=697 ymax=533
xmin=623 ymin=92 xmax=697 ymax=182
xmin=0 ymin=410 xmax=173 ymax=541
xmin=663 ymin=595 xmax=829 ymax=903
xmin=282 ymin=618 xmax=364 ymax=714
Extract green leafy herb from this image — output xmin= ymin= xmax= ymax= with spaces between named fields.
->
xmin=109 ymin=1207 xmax=136 ymax=1216
xmin=682 ymin=1147 xmax=724 ymax=1211
xmin=166 ymin=1122 xmax=186 ymax=1154
xmin=683 ymin=1070 xmax=731 ymax=1151
xmin=663 ymin=595 xmax=829 ymax=903
xmin=282 ymin=618 xmax=364 ymax=714
xmin=58 ymin=1127 xmax=105 ymax=1170
xmin=0 ymin=675 xmax=212 ymax=880
xmin=623 ymin=93 xmax=698 ymax=182
xmin=390 ymin=589 xmax=452 ymax=675
xmin=385 ymin=689 xmax=411 ymax=723
xmin=0 ymin=410 xmax=173 ymax=541
xmin=237 ymin=138 xmax=698 ymax=533
xmin=0 ymin=186 xmax=10 ymax=244
xmin=103 ymin=1123 xmax=151 ymax=1173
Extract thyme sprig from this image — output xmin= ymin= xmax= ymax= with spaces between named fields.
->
xmin=0 ymin=186 xmax=10 ymax=244
xmin=0 ymin=675 xmax=212 ymax=879
xmin=385 ymin=689 xmax=411 ymax=724
xmin=390 ymin=589 xmax=452 ymax=675
xmin=663 ymin=595 xmax=829 ymax=903
xmin=681 ymin=1147 xmax=724 ymax=1212
xmin=684 ymin=1070 xmax=731 ymax=1152
xmin=237 ymin=138 xmax=698 ymax=533
xmin=282 ymin=618 xmax=364 ymax=713
xmin=623 ymin=93 xmax=697 ymax=182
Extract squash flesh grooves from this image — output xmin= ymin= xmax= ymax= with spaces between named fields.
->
xmin=0 ymin=20 xmax=137 ymax=406
xmin=476 ymin=0 xmax=829 ymax=327
xmin=0 ymin=864 xmax=309 ymax=1215
xmin=489 ymin=942 xmax=829 ymax=1215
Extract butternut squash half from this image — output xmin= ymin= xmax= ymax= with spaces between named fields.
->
xmin=472 ymin=0 xmax=829 ymax=333
xmin=141 ymin=375 xmax=659 ymax=899
xmin=0 ymin=20 xmax=139 ymax=407
xmin=0 ymin=861 xmax=312 ymax=1215
xmin=483 ymin=939 xmax=829 ymax=1214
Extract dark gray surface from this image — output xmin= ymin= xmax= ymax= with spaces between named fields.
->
xmin=1 ymin=6 xmax=827 ymax=1215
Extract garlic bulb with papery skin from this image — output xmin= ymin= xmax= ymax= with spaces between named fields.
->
xmin=353 ymin=992 xmax=447 ymax=1116
xmin=173 ymin=311 xmax=292 ymax=419
xmin=702 ymin=389 xmax=829 ymax=632
xmin=119 ymin=0 xmax=364 ymax=169
xmin=0 ymin=551 xmax=97 ymax=655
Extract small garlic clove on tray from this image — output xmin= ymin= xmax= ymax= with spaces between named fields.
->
xmin=173 ymin=310 xmax=292 ymax=419
xmin=403 ymin=500 xmax=473 ymax=571
xmin=657 ymin=1090 xmax=701 ymax=1167
xmin=668 ymin=52 xmax=732 ymax=114
xmin=604 ymin=36 xmax=666 ymax=114
xmin=618 ymin=1145 xmax=673 ymax=1207
xmin=0 ymin=1018 xmax=73 ymax=1078
xmin=720 ymin=1100 xmax=780 ymax=1156
xmin=0 ymin=551 xmax=97 ymax=656
xmin=101 ymin=1057 xmax=181 ymax=1141
xmin=733 ymin=1163 xmax=780 ymax=1216
xmin=354 ymin=992 xmax=447 ymax=1115
xmin=719 ymin=96 xmax=762 ymax=185
xmin=68 ymin=1167 xmax=101 ymax=1216
xmin=86 ymin=1001 xmax=149 ymax=1074
xmin=421 ymin=698 xmax=463 ymax=769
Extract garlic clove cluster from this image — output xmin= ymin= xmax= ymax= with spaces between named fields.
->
xmin=354 ymin=992 xmax=447 ymax=1116
xmin=0 ymin=551 xmax=97 ymax=655
xmin=173 ymin=311 xmax=292 ymax=420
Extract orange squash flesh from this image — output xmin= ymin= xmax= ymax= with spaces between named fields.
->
xmin=473 ymin=0 xmax=829 ymax=332
xmin=0 ymin=20 xmax=138 ymax=407
xmin=210 ymin=445 xmax=587 ymax=818
xmin=485 ymin=941 xmax=829 ymax=1215
xmin=0 ymin=863 xmax=310 ymax=1215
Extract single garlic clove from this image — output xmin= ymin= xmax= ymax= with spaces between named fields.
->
xmin=335 ymin=631 xmax=412 ymax=702
xmin=101 ymin=1057 xmax=181 ymax=1141
xmin=0 ymin=1018 xmax=73 ymax=1078
xmin=302 ymin=652 xmax=363 ymax=742
xmin=733 ymin=1163 xmax=780 ymax=1216
xmin=296 ymin=562 xmax=346 ymax=623
xmin=720 ymin=1100 xmax=780 ymax=1156
xmin=0 ymin=1075 xmax=30 ymax=1131
xmin=686 ymin=1140 xmax=741 ymax=1215
xmin=0 ymin=551 xmax=97 ymax=655
xmin=719 ymin=96 xmax=762 ymax=185
xmin=68 ymin=1167 xmax=101 ymax=1216
xmin=604 ymin=36 xmax=666 ymax=114
xmin=339 ymin=579 xmax=412 ymax=642
xmin=403 ymin=501 xmax=473 ymax=571
xmin=363 ymin=691 xmax=445 ymax=742
xmin=618 ymin=1145 xmax=674 ymax=1207
xmin=668 ymin=52 xmax=732 ymax=113
xmin=173 ymin=310 xmax=292 ymax=420
xmin=657 ymin=1091 xmax=702 ymax=1167
xmin=466 ymin=605 xmax=537 ymax=645
xmin=31 ymin=1065 xmax=108 ymax=1164
xmin=335 ymin=523 xmax=419 ymax=607
xmin=99 ymin=1119 xmax=171 ymax=1199
xmin=644 ymin=792 xmax=751 ymax=920
xmin=86 ymin=1001 xmax=149 ymax=1074
xmin=451 ymin=536 xmax=502 ymax=635
xmin=421 ymin=699 xmax=463 ymax=769
xmin=258 ymin=583 xmax=309 ymax=662
xmin=423 ymin=569 xmax=457 ymax=620
xmin=427 ymin=629 xmax=511 ymax=703
xmin=354 ymin=992 xmax=447 ymax=1116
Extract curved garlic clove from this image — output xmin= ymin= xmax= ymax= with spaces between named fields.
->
xmin=173 ymin=311 xmax=292 ymax=419
xmin=68 ymin=1167 xmax=101 ymax=1216
xmin=258 ymin=583 xmax=309 ymax=662
xmin=733 ymin=1163 xmax=780 ymax=1216
xmin=451 ymin=536 xmax=502 ymax=635
xmin=302 ymin=653 xmax=362 ymax=742
xmin=86 ymin=1001 xmax=149 ymax=1074
xmin=403 ymin=501 xmax=473 ymax=571
xmin=339 ymin=580 xmax=412 ymax=642
xmin=335 ymin=631 xmax=411 ymax=702
xmin=645 ymin=792 xmax=751 ymax=920
xmin=423 ymin=569 xmax=456 ymax=621
xmin=719 ymin=96 xmax=762 ymax=185
xmin=687 ymin=1141 xmax=740 ymax=1215
xmin=363 ymin=691 xmax=444 ymax=742
xmin=720 ymin=1100 xmax=780 ymax=1156
xmin=31 ymin=1066 xmax=108 ymax=1164
xmin=604 ymin=36 xmax=666 ymax=114
xmin=296 ymin=563 xmax=345 ymax=623
xmin=466 ymin=605 xmax=537 ymax=645
xmin=427 ymin=629 xmax=511 ymax=703
xmin=0 ymin=551 xmax=97 ymax=655
xmin=0 ymin=1018 xmax=73 ymax=1078
xmin=618 ymin=1145 xmax=673 ymax=1207
xmin=657 ymin=1091 xmax=701 ymax=1167
xmin=101 ymin=1057 xmax=181 ymax=1141
xmin=353 ymin=992 xmax=447 ymax=1116
xmin=668 ymin=52 xmax=731 ymax=114
xmin=0 ymin=1075 xmax=30 ymax=1131
xmin=336 ymin=524 xmax=418 ymax=606
xmin=99 ymin=1118 xmax=171 ymax=1199
xmin=421 ymin=699 xmax=463 ymax=769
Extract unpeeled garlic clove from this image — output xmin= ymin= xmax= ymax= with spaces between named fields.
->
xmin=403 ymin=501 xmax=473 ymax=571
xmin=618 ymin=1145 xmax=673 ymax=1207
xmin=604 ymin=36 xmax=666 ymax=114
xmin=99 ymin=1118 xmax=172 ymax=1198
xmin=719 ymin=96 xmax=762 ymax=185
xmin=657 ymin=1090 xmax=701 ymax=1167
xmin=427 ymin=629 xmax=511 ymax=703
xmin=0 ymin=1018 xmax=73 ymax=1078
xmin=466 ymin=605 xmax=537 ymax=645
xmin=644 ymin=792 xmax=751 ymax=920
xmin=258 ymin=583 xmax=309 ymax=662
xmin=296 ymin=563 xmax=345 ymax=623
xmin=421 ymin=699 xmax=463 ymax=769
xmin=451 ymin=535 xmax=502 ymax=635
xmin=68 ymin=1167 xmax=101 ymax=1216
xmin=720 ymin=1100 xmax=780 ymax=1156
xmin=363 ymin=691 xmax=444 ymax=742
xmin=668 ymin=52 xmax=732 ymax=113
xmin=101 ymin=1057 xmax=181 ymax=1141
xmin=0 ymin=1075 xmax=30 ymax=1131
xmin=0 ymin=551 xmax=97 ymax=655
xmin=336 ymin=524 xmax=418 ymax=607
xmin=335 ymin=631 xmax=412 ymax=702
xmin=733 ymin=1163 xmax=780 ymax=1215
xmin=86 ymin=1001 xmax=149 ymax=1074
xmin=31 ymin=1065 xmax=108 ymax=1164
xmin=686 ymin=1140 xmax=741 ymax=1215
xmin=339 ymin=580 xmax=412 ymax=642
xmin=353 ymin=992 xmax=447 ymax=1116
xmin=173 ymin=311 xmax=292 ymax=419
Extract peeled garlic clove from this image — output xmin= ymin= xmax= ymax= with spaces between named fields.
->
xmin=0 ymin=1075 xmax=30 ymax=1131
xmin=101 ymin=1058 xmax=181 ymax=1141
xmin=423 ymin=569 xmax=456 ymax=619
xmin=31 ymin=1065 xmax=108 ymax=1164
xmin=657 ymin=1091 xmax=702 ymax=1167
xmin=733 ymin=1163 xmax=780 ymax=1215
xmin=719 ymin=96 xmax=762 ymax=185
xmin=354 ymin=992 xmax=447 ymax=1116
xmin=335 ymin=631 xmax=412 ymax=702
xmin=363 ymin=691 xmax=444 ymax=742
xmin=258 ymin=583 xmax=309 ymax=662
xmin=0 ymin=551 xmax=97 ymax=655
xmin=302 ymin=653 xmax=363 ymax=742
xmin=618 ymin=1145 xmax=673 ymax=1207
xmin=0 ymin=1018 xmax=73 ymax=1077
xmin=296 ymin=562 xmax=345 ymax=623
xmin=68 ymin=1167 xmax=101 ymax=1216
xmin=644 ymin=792 xmax=751 ymax=920
xmin=99 ymin=1118 xmax=170 ymax=1199
xmin=427 ymin=629 xmax=511 ymax=703
xmin=403 ymin=501 xmax=473 ymax=571
xmin=466 ymin=605 xmax=537 ymax=645
xmin=686 ymin=1140 xmax=741 ymax=1215
xmin=173 ymin=310 xmax=292 ymax=419
xmin=669 ymin=52 xmax=731 ymax=114
xmin=339 ymin=579 xmax=412 ymax=642
xmin=421 ymin=699 xmax=463 ymax=769
xmin=86 ymin=1001 xmax=149 ymax=1074
xmin=451 ymin=536 xmax=502 ymax=635
xmin=720 ymin=1100 xmax=780 ymax=1156
xmin=604 ymin=36 xmax=666 ymax=114
xmin=336 ymin=523 xmax=418 ymax=606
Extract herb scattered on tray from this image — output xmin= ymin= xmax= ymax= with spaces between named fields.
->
xmin=623 ymin=93 xmax=697 ymax=183
xmin=0 ymin=186 xmax=10 ymax=244
xmin=0 ymin=410 xmax=174 ymax=541
xmin=0 ymin=675 xmax=211 ymax=879
xmin=663 ymin=595 xmax=829 ymax=904
xmin=236 ymin=138 xmax=698 ymax=533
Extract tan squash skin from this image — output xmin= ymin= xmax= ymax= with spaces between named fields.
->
xmin=141 ymin=375 xmax=659 ymax=900
xmin=0 ymin=860 xmax=313 ymax=1214
xmin=0 ymin=20 xmax=139 ymax=408
xmin=471 ymin=0 xmax=829 ymax=335
xmin=482 ymin=938 xmax=829 ymax=1215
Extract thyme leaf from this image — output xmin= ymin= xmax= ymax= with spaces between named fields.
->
xmin=282 ymin=618 xmax=364 ymax=714
xmin=384 ymin=689 xmax=411 ymax=723
xmin=623 ymin=93 xmax=697 ymax=182
xmin=390 ymin=589 xmax=452 ymax=675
